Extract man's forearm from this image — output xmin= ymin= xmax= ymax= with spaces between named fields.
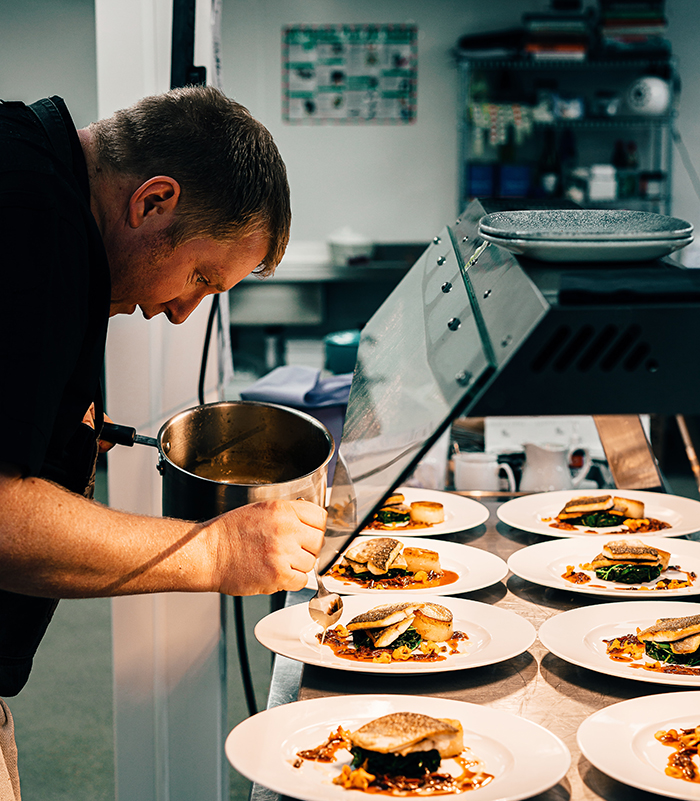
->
xmin=0 ymin=469 xmax=215 ymax=598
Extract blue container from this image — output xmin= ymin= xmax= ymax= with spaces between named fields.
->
xmin=498 ymin=164 xmax=532 ymax=198
xmin=467 ymin=163 xmax=495 ymax=197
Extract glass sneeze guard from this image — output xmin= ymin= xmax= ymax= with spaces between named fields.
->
xmin=319 ymin=222 xmax=497 ymax=572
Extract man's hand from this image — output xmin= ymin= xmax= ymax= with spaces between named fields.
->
xmin=209 ymin=499 xmax=326 ymax=596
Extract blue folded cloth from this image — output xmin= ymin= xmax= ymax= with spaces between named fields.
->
xmin=239 ymin=365 xmax=352 ymax=408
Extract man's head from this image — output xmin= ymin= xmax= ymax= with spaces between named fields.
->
xmin=85 ymin=86 xmax=290 ymax=321
xmin=89 ymin=86 xmax=290 ymax=269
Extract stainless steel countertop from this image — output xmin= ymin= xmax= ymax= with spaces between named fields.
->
xmin=249 ymin=498 xmax=689 ymax=801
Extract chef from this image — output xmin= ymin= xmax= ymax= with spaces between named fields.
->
xmin=0 ymin=86 xmax=326 ymax=800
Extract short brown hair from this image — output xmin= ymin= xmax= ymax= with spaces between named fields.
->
xmin=89 ymin=86 xmax=290 ymax=274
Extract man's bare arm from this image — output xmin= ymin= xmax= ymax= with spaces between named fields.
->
xmin=0 ymin=463 xmax=326 ymax=599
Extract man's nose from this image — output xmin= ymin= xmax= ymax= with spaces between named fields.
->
xmin=166 ymin=293 xmax=207 ymax=324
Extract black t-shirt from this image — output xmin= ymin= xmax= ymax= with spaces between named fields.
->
xmin=0 ymin=96 xmax=110 ymax=485
xmin=0 ymin=96 xmax=110 ymax=695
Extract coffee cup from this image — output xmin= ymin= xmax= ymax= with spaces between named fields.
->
xmin=453 ymin=452 xmax=515 ymax=492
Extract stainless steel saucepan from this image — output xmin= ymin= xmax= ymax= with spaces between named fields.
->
xmin=102 ymin=400 xmax=334 ymax=522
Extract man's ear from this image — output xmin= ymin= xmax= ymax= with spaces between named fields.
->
xmin=127 ymin=176 xmax=181 ymax=229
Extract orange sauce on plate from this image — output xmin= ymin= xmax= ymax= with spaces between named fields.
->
xmin=318 ymin=629 xmax=469 ymax=664
xmin=364 ymin=520 xmax=439 ymax=532
xmin=327 ymin=568 xmax=459 ymax=592
xmin=656 ymin=726 xmax=700 ymax=783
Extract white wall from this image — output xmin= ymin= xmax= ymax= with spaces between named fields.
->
xmin=3 ymin=0 xmax=699 ymax=247
xmin=218 ymin=0 xmax=542 ymax=245
xmin=217 ymin=0 xmax=700 ymax=250
xmin=0 ymin=0 xmax=97 ymax=126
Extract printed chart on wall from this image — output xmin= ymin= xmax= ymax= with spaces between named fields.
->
xmin=282 ymin=24 xmax=417 ymax=124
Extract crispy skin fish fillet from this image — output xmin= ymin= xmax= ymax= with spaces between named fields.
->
xmin=344 ymin=538 xmax=403 ymax=574
xmin=590 ymin=555 xmax=666 ymax=570
xmin=390 ymin=553 xmax=408 ymax=570
xmin=638 ymin=614 xmax=700 ymax=643
xmin=346 ymin=602 xmax=424 ymax=631
xmin=350 ymin=712 xmax=463 ymax=757
xmin=671 ymin=632 xmax=700 ymax=654
xmin=558 ymin=495 xmax=613 ymax=518
xmin=385 ymin=493 xmax=405 ymax=506
xmin=368 ymin=616 xmax=416 ymax=648
xmin=603 ymin=539 xmax=660 ymax=561
xmin=589 ymin=539 xmax=671 ymax=570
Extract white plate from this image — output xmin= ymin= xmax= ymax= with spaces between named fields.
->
xmin=479 ymin=209 xmax=694 ymax=242
xmin=361 ymin=487 xmax=489 ymax=537
xmin=255 ymin=594 xmax=535 ymax=674
xmin=539 ymin=600 xmax=700 ymax=687
xmin=225 ymin=694 xmax=570 ymax=801
xmin=480 ymin=232 xmax=693 ymax=263
xmin=578 ymin=691 xmax=700 ymax=800
xmin=508 ymin=536 xmax=700 ymax=598
xmin=313 ymin=536 xmax=507 ymax=597
xmin=497 ymin=489 xmax=700 ymax=538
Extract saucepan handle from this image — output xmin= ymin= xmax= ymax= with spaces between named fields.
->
xmin=101 ymin=422 xmax=158 ymax=449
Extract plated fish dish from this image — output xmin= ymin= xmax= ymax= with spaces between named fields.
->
xmin=294 ymin=711 xmax=493 ymax=795
xmin=326 ymin=537 xmax=459 ymax=591
xmin=319 ymin=601 xmax=468 ymax=665
xmin=546 ymin=494 xmax=670 ymax=534
xmin=605 ymin=613 xmax=700 ymax=676
xmin=561 ymin=538 xmax=696 ymax=591
xmin=365 ymin=493 xmax=446 ymax=532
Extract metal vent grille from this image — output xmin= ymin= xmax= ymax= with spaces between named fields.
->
xmin=531 ymin=323 xmax=650 ymax=374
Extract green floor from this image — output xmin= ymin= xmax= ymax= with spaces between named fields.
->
xmin=9 ymin=597 xmax=114 ymax=800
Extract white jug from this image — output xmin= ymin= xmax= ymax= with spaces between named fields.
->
xmin=453 ymin=452 xmax=516 ymax=492
xmin=519 ymin=442 xmax=591 ymax=493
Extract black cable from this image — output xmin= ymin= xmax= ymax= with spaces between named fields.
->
xmin=198 ymin=294 xmax=258 ymax=718
xmin=233 ymin=595 xmax=258 ymax=717
xmin=198 ymin=294 xmax=219 ymax=406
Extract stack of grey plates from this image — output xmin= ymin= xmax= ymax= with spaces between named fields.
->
xmin=478 ymin=209 xmax=693 ymax=263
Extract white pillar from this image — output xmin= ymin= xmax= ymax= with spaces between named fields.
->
xmin=94 ymin=2 xmax=227 ymax=799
